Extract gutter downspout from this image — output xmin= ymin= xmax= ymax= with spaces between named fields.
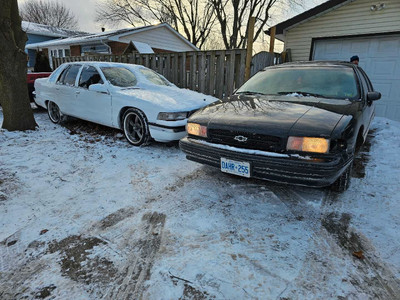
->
xmin=100 ymin=40 xmax=112 ymax=54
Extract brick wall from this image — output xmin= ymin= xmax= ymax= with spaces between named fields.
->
xmin=108 ymin=41 xmax=128 ymax=55
xmin=70 ymin=45 xmax=81 ymax=56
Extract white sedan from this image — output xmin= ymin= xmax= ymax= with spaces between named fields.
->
xmin=34 ymin=62 xmax=217 ymax=145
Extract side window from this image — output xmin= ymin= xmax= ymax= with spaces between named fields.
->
xmin=57 ymin=65 xmax=70 ymax=84
xmin=63 ymin=65 xmax=81 ymax=86
xmin=79 ymin=66 xmax=103 ymax=89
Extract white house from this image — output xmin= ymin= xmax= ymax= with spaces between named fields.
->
xmin=26 ymin=23 xmax=199 ymax=69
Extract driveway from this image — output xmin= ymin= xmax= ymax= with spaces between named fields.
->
xmin=1 ymin=109 xmax=399 ymax=299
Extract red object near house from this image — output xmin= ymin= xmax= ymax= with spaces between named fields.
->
xmin=27 ymin=72 xmax=52 ymax=102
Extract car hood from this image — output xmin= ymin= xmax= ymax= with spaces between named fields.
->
xmin=190 ymin=95 xmax=356 ymax=138
xmin=116 ymin=85 xmax=217 ymax=111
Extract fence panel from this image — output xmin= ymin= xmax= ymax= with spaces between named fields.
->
xmin=53 ymin=49 xmax=263 ymax=97
xmin=250 ymin=51 xmax=276 ymax=77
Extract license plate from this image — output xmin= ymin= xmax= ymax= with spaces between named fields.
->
xmin=220 ymin=158 xmax=251 ymax=178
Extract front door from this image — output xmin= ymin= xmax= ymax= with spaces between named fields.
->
xmin=76 ymin=65 xmax=112 ymax=126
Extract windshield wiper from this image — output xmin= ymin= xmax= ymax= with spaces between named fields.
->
xmin=277 ymin=91 xmax=327 ymax=98
xmin=236 ymin=91 xmax=266 ymax=95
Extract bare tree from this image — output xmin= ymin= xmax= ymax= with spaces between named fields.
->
xmin=0 ymin=0 xmax=37 ymax=131
xmin=96 ymin=0 xmax=216 ymax=49
xmin=209 ymin=0 xmax=303 ymax=49
xmin=20 ymin=0 xmax=78 ymax=29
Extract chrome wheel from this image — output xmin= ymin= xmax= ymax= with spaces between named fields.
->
xmin=123 ymin=109 xmax=150 ymax=146
xmin=47 ymin=101 xmax=61 ymax=124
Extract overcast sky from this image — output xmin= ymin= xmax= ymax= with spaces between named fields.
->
xmin=17 ymin=0 xmax=112 ymax=33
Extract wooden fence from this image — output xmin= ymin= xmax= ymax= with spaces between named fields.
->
xmin=250 ymin=51 xmax=282 ymax=76
xmin=53 ymin=49 xmax=278 ymax=98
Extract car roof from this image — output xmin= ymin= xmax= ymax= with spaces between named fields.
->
xmin=269 ymin=61 xmax=357 ymax=69
xmin=60 ymin=61 xmax=146 ymax=70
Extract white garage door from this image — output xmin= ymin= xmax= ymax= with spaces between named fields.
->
xmin=313 ymin=35 xmax=400 ymax=121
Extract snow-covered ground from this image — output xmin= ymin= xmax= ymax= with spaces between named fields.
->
xmin=1 ymin=108 xmax=399 ymax=299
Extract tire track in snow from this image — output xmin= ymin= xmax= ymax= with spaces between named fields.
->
xmin=104 ymin=212 xmax=166 ymax=300
xmin=266 ymin=185 xmax=400 ymax=299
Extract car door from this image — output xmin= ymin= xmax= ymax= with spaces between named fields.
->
xmin=357 ymin=68 xmax=375 ymax=136
xmin=55 ymin=64 xmax=82 ymax=116
xmin=76 ymin=65 xmax=112 ymax=126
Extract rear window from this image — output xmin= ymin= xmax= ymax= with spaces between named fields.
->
xmin=237 ymin=66 xmax=360 ymax=100
xmin=49 ymin=65 xmax=66 ymax=83
xmin=63 ymin=65 xmax=81 ymax=86
xmin=57 ymin=64 xmax=81 ymax=86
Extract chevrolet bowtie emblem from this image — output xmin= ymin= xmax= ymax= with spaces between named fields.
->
xmin=234 ymin=135 xmax=248 ymax=142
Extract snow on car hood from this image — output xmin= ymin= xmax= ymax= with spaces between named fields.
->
xmin=116 ymin=85 xmax=218 ymax=111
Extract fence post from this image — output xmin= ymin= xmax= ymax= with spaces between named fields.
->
xmin=215 ymin=50 xmax=225 ymax=98
xmin=245 ymin=16 xmax=256 ymax=81
xmin=180 ymin=53 xmax=187 ymax=88
xmin=269 ymin=26 xmax=276 ymax=53
xmin=207 ymin=52 xmax=215 ymax=96
xmin=171 ymin=54 xmax=178 ymax=84
xmin=226 ymin=51 xmax=236 ymax=96
xmin=198 ymin=52 xmax=206 ymax=93
xmin=189 ymin=52 xmax=197 ymax=91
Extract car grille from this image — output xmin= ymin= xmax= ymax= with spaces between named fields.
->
xmin=207 ymin=129 xmax=283 ymax=152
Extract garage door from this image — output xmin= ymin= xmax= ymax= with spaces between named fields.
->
xmin=312 ymin=34 xmax=400 ymax=121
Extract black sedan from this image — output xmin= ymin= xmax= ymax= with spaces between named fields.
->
xmin=180 ymin=61 xmax=381 ymax=191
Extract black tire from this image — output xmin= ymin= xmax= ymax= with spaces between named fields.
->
xmin=47 ymin=101 xmax=62 ymax=124
xmin=122 ymin=108 xmax=150 ymax=146
xmin=330 ymin=160 xmax=353 ymax=192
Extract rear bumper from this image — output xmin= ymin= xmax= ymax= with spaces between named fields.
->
xmin=180 ymin=137 xmax=352 ymax=187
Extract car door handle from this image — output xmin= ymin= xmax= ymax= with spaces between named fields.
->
xmin=75 ymin=91 xmax=80 ymax=94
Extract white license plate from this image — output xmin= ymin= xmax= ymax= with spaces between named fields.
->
xmin=220 ymin=158 xmax=251 ymax=178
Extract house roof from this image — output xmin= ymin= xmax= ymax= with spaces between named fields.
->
xmin=22 ymin=21 xmax=87 ymax=38
xmin=267 ymin=0 xmax=351 ymax=37
xmin=25 ymin=23 xmax=199 ymax=51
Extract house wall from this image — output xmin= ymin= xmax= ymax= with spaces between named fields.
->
xmin=26 ymin=33 xmax=57 ymax=67
xmin=284 ymin=0 xmax=400 ymax=61
xmin=108 ymin=41 xmax=128 ymax=55
xmin=70 ymin=45 xmax=81 ymax=56
xmin=118 ymin=26 xmax=195 ymax=52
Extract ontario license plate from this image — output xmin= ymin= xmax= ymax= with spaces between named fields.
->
xmin=220 ymin=158 xmax=251 ymax=178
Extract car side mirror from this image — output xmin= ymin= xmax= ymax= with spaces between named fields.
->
xmin=89 ymin=83 xmax=109 ymax=94
xmin=367 ymin=91 xmax=381 ymax=101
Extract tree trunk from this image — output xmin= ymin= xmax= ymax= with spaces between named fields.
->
xmin=0 ymin=0 xmax=37 ymax=131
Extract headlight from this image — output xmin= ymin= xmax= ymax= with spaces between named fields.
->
xmin=157 ymin=112 xmax=188 ymax=121
xmin=187 ymin=123 xmax=207 ymax=138
xmin=287 ymin=137 xmax=330 ymax=153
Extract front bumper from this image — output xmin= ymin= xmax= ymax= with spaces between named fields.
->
xmin=149 ymin=123 xmax=186 ymax=142
xmin=180 ymin=137 xmax=353 ymax=187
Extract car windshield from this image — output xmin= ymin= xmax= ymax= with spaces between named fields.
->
xmin=139 ymin=68 xmax=171 ymax=86
xmin=236 ymin=67 xmax=359 ymax=100
xmin=100 ymin=67 xmax=137 ymax=87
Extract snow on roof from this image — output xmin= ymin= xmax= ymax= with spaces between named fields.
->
xmin=25 ymin=24 xmax=157 ymax=49
xmin=25 ymin=23 xmax=198 ymax=51
xmin=132 ymin=41 xmax=154 ymax=54
xmin=22 ymin=21 xmax=87 ymax=38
